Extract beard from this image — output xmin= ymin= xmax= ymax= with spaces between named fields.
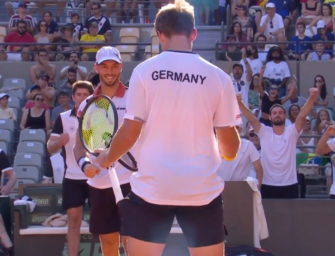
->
xmin=272 ymin=119 xmax=285 ymax=126
xmin=99 ymin=73 xmax=120 ymax=87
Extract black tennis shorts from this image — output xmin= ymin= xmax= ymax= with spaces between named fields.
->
xmin=89 ymin=183 xmax=131 ymax=235
xmin=62 ymin=178 xmax=89 ymax=210
xmin=118 ymin=192 xmax=225 ymax=247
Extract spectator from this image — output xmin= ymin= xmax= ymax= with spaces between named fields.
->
xmin=263 ymin=46 xmax=291 ymax=97
xmin=24 ymin=84 xmax=48 ymax=110
xmin=324 ymin=0 xmax=335 ymax=17
xmin=59 ymin=51 xmax=88 ymax=81
xmin=70 ymin=13 xmax=84 ymax=40
xmin=240 ymin=45 xmax=263 ymax=77
xmin=84 ymin=2 xmax=111 ymax=36
xmin=0 ymin=48 xmax=7 ymax=61
xmin=282 ymin=77 xmax=307 ymax=111
xmin=26 ymin=72 xmax=56 ymax=109
xmin=255 ymin=34 xmax=268 ymax=63
xmin=20 ymin=93 xmax=51 ymax=132
xmin=51 ymin=91 xmax=73 ymax=126
xmin=256 ymin=66 xmax=293 ymax=126
xmin=222 ymin=34 xmax=241 ymax=60
xmin=34 ymin=20 xmax=54 ymax=53
xmin=258 ymin=2 xmax=286 ymax=43
xmin=30 ymin=49 xmax=56 ymax=85
xmin=80 ymin=22 xmax=105 ymax=61
xmin=306 ymin=41 xmax=331 ymax=60
xmin=217 ymin=125 xmax=263 ymax=189
xmin=191 ymin=0 xmax=213 ymax=25
xmin=231 ymin=0 xmax=250 ymax=16
xmin=313 ymin=74 xmax=329 ymax=107
xmin=53 ymin=24 xmax=79 ymax=61
xmin=42 ymin=11 xmax=60 ymax=36
xmin=311 ymin=20 xmax=335 ymax=56
xmin=230 ymin=21 xmax=248 ymax=44
xmin=21 ymin=47 xmax=30 ymax=61
xmin=0 ymin=149 xmax=17 ymax=250
xmin=85 ymin=0 xmax=115 ymax=20
xmin=268 ymin=0 xmax=296 ymax=20
xmin=0 ymin=93 xmax=16 ymax=121
xmin=286 ymin=103 xmax=301 ymax=125
xmin=298 ymin=117 xmax=316 ymax=153
xmin=233 ymin=4 xmax=256 ymax=41
xmin=56 ymin=67 xmax=77 ymax=100
xmin=7 ymin=2 xmax=34 ymax=34
xmin=4 ymin=19 xmax=34 ymax=53
xmin=309 ymin=3 xmax=335 ymax=33
xmin=4 ymin=0 xmax=29 ymax=16
xmin=35 ymin=1 xmax=67 ymax=23
xmin=237 ymin=88 xmax=319 ymax=198
xmin=313 ymin=108 xmax=335 ymax=135
xmin=299 ymin=0 xmax=321 ymax=25
xmin=288 ymin=22 xmax=312 ymax=60
xmin=248 ymin=73 xmax=262 ymax=110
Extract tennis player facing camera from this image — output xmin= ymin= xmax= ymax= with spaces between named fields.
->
xmin=74 ymin=46 xmax=133 ymax=255
xmin=95 ymin=0 xmax=241 ymax=255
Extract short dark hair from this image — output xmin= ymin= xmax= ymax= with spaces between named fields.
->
xmin=155 ymin=0 xmax=195 ymax=38
xmin=68 ymin=67 xmax=77 ymax=74
xmin=269 ymin=104 xmax=286 ymax=115
xmin=233 ymin=63 xmax=243 ymax=71
xmin=296 ymin=22 xmax=306 ymax=28
xmin=17 ymin=19 xmax=26 ymax=27
xmin=72 ymin=81 xmax=94 ymax=95
xmin=71 ymin=13 xmax=79 ymax=19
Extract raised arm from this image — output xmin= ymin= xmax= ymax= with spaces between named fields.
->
xmin=295 ymin=87 xmax=319 ymax=132
xmin=315 ymin=125 xmax=335 ymax=155
xmin=237 ymin=94 xmax=261 ymax=132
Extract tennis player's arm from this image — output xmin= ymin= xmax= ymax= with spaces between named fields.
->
xmin=96 ymin=119 xmax=143 ymax=169
xmin=216 ymin=126 xmax=240 ymax=161
xmin=315 ymin=125 xmax=335 ymax=155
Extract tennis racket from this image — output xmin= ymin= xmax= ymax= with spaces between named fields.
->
xmin=78 ymin=95 xmax=137 ymax=202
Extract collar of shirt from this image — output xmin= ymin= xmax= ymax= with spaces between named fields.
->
xmin=93 ymin=82 xmax=126 ymax=98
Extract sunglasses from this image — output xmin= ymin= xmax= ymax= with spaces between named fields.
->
xmin=270 ymin=21 xmax=274 ymax=29
xmin=35 ymin=98 xmax=44 ymax=102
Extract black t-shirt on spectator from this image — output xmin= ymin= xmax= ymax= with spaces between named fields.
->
xmin=261 ymin=93 xmax=281 ymax=115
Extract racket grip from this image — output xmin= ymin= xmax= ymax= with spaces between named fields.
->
xmin=108 ymin=167 xmax=123 ymax=203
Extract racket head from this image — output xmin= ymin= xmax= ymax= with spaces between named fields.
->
xmin=118 ymin=152 xmax=138 ymax=172
xmin=79 ymin=95 xmax=118 ymax=155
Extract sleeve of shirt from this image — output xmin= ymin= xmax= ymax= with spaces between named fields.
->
xmin=283 ymin=62 xmax=291 ymax=77
xmin=248 ymin=141 xmax=260 ymax=162
xmin=0 ymin=150 xmax=11 ymax=172
xmin=51 ymin=115 xmax=63 ymax=136
xmin=213 ymin=72 xmax=242 ymax=127
xmin=277 ymin=15 xmax=284 ymax=29
xmin=125 ymin=68 xmax=147 ymax=121
xmin=256 ymin=123 xmax=266 ymax=138
xmin=327 ymin=138 xmax=335 ymax=152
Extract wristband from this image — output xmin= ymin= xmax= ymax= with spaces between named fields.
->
xmin=78 ymin=157 xmax=91 ymax=173
xmin=222 ymin=154 xmax=236 ymax=161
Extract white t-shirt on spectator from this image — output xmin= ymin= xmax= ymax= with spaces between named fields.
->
xmin=240 ymin=58 xmax=263 ymax=77
xmin=257 ymin=124 xmax=301 ymax=186
xmin=217 ymin=138 xmax=260 ymax=181
xmin=260 ymin=13 xmax=284 ymax=39
xmin=263 ymin=61 xmax=291 ymax=81
xmin=125 ymin=51 xmax=242 ymax=206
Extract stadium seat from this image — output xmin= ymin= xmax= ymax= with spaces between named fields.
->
xmin=116 ymin=45 xmax=138 ymax=61
xmin=119 ymin=27 xmax=140 ymax=43
xmin=16 ymin=141 xmax=46 ymax=157
xmin=0 ymin=129 xmax=14 ymax=144
xmin=14 ymin=153 xmax=43 ymax=171
xmin=8 ymin=96 xmax=22 ymax=109
xmin=3 ymin=78 xmax=26 ymax=90
xmin=7 ymin=88 xmax=25 ymax=101
xmin=0 ymin=119 xmax=15 ymax=132
xmin=0 ymin=141 xmax=8 ymax=155
xmin=19 ymin=129 xmax=46 ymax=143
xmin=14 ymin=178 xmax=36 ymax=192
xmin=14 ymin=166 xmax=41 ymax=182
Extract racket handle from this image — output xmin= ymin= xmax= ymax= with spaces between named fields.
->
xmin=108 ymin=167 xmax=123 ymax=203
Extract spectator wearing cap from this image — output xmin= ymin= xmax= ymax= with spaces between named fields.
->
xmin=7 ymin=2 xmax=34 ymax=34
xmin=4 ymin=19 xmax=34 ymax=53
xmin=80 ymin=22 xmax=105 ymax=61
xmin=258 ymin=2 xmax=286 ymax=43
xmin=309 ymin=3 xmax=335 ymax=33
xmin=0 ymin=93 xmax=16 ymax=121
xmin=311 ymin=20 xmax=335 ymax=56
xmin=59 ymin=51 xmax=88 ymax=81
xmin=29 ymin=49 xmax=56 ymax=85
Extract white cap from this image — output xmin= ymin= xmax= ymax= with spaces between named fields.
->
xmin=317 ymin=20 xmax=325 ymax=29
xmin=0 ymin=93 xmax=9 ymax=99
xmin=95 ymin=46 xmax=122 ymax=64
xmin=266 ymin=2 xmax=275 ymax=8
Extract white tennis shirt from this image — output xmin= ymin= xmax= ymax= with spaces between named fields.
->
xmin=125 ymin=51 xmax=242 ymax=206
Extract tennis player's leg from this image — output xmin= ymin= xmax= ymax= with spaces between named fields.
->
xmin=118 ymin=192 xmax=175 ymax=256
xmin=89 ymin=186 xmax=122 ymax=256
xmin=176 ymin=195 xmax=225 ymax=256
xmin=62 ymin=179 xmax=90 ymax=256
